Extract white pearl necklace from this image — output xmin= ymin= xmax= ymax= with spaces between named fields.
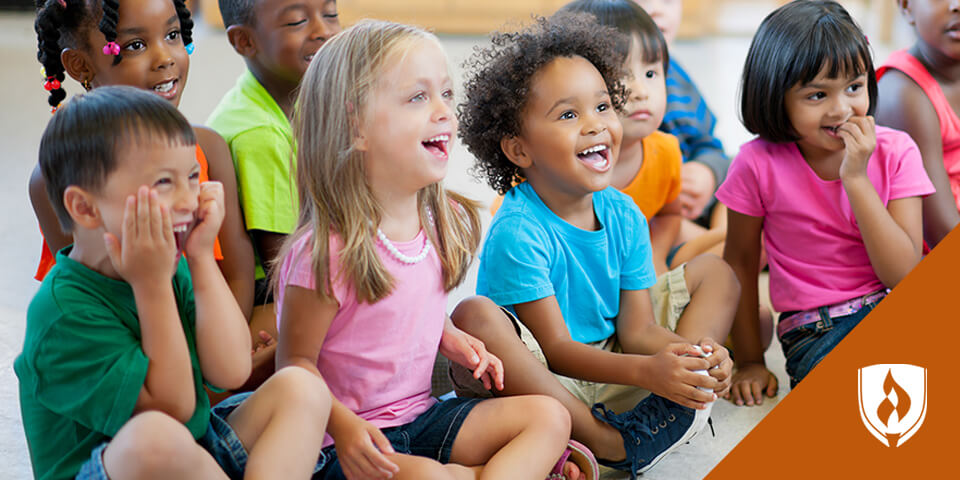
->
xmin=376 ymin=229 xmax=432 ymax=264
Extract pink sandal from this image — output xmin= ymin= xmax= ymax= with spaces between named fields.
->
xmin=547 ymin=439 xmax=600 ymax=480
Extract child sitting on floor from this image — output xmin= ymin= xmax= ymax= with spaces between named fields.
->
xmin=876 ymin=0 xmax=960 ymax=247
xmin=274 ymin=20 xmax=593 ymax=480
xmin=15 ymin=86 xmax=331 ymax=480
xmin=451 ymin=12 xmax=736 ymax=479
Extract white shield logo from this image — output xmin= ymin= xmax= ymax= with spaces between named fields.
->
xmin=858 ymin=364 xmax=927 ymax=447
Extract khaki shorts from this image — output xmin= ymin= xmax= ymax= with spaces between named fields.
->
xmin=451 ymin=265 xmax=691 ymax=414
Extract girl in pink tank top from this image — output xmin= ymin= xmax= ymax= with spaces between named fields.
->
xmin=876 ymin=1 xmax=960 ymax=247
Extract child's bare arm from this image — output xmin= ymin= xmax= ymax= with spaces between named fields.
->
xmin=29 ymin=165 xmax=72 ymax=253
xmin=839 ymin=116 xmax=924 ymax=288
xmin=107 ymin=187 xmax=195 ymax=422
xmin=276 ymin=284 xmax=400 ymax=478
xmin=876 ymin=71 xmax=959 ymax=246
xmin=723 ymin=209 xmax=777 ymax=405
xmin=514 ymin=295 xmax=713 ymax=408
xmin=188 ymin=182 xmax=252 ymax=390
xmin=194 ymin=126 xmax=256 ymax=320
xmin=649 ymin=200 xmax=683 ymax=276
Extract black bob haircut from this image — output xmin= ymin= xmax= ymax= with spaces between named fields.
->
xmin=39 ymin=86 xmax=196 ymax=232
xmin=559 ymin=0 xmax=669 ymax=72
xmin=740 ymin=0 xmax=877 ymax=143
xmin=459 ymin=12 xmax=629 ymax=195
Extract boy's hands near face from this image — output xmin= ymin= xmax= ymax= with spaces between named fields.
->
xmin=104 ymin=186 xmax=177 ymax=287
xmin=440 ymin=321 xmax=505 ymax=391
xmin=184 ymin=181 xmax=225 ymax=260
xmin=646 ymin=343 xmax=718 ymax=410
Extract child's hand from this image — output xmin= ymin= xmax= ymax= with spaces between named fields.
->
xmin=697 ymin=338 xmax=733 ymax=396
xmin=184 ymin=181 xmax=225 ymax=260
xmin=334 ymin=415 xmax=399 ymax=480
xmin=838 ymin=115 xmax=876 ymax=181
xmin=439 ymin=325 xmax=505 ymax=391
xmin=645 ymin=343 xmax=717 ymax=410
xmin=724 ymin=362 xmax=778 ymax=406
xmin=104 ymin=186 xmax=178 ymax=287
xmin=679 ymin=162 xmax=716 ymax=219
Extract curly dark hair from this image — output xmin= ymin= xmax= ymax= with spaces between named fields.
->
xmin=458 ymin=12 xmax=629 ymax=195
xmin=35 ymin=0 xmax=194 ymax=109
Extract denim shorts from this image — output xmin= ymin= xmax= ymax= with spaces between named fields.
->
xmin=779 ymin=299 xmax=881 ymax=389
xmin=76 ymin=392 xmax=254 ymax=480
xmin=314 ymin=397 xmax=481 ymax=479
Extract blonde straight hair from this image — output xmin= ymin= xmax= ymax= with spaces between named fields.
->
xmin=273 ymin=20 xmax=482 ymax=304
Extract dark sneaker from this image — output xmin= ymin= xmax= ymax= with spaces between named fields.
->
xmin=592 ymin=394 xmax=711 ymax=478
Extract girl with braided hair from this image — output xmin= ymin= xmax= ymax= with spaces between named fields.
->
xmin=31 ymin=0 xmax=267 ymax=388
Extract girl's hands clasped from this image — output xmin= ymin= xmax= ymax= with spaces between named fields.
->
xmin=439 ymin=321 xmax=505 ymax=392
xmin=838 ymin=115 xmax=877 ymax=181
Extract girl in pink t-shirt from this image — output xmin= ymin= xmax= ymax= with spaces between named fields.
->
xmin=273 ymin=20 xmax=599 ymax=480
xmin=717 ymin=1 xmax=934 ymax=401
xmin=876 ymin=1 xmax=960 ymax=248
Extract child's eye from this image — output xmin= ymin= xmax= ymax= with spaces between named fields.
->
xmin=323 ymin=12 xmax=339 ymax=19
xmin=154 ymin=177 xmax=172 ymax=187
xmin=807 ymin=92 xmax=826 ymax=101
xmin=645 ymin=70 xmax=657 ymax=79
xmin=442 ymin=89 xmax=454 ymax=100
xmin=597 ymin=102 xmax=610 ymax=112
xmin=847 ymin=83 xmax=864 ymax=93
xmin=188 ymin=171 xmax=200 ymax=182
xmin=285 ymin=19 xmax=307 ymax=27
xmin=166 ymin=30 xmax=181 ymax=42
xmin=559 ymin=110 xmax=577 ymax=120
xmin=123 ymin=40 xmax=145 ymax=52
xmin=410 ymin=92 xmax=426 ymax=102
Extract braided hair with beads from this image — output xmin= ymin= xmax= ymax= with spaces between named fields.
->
xmin=34 ymin=0 xmax=195 ymax=110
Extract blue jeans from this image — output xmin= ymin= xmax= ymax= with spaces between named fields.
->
xmin=314 ymin=397 xmax=481 ymax=479
xmin=779 ymin=299 xmax=881 ymax=389
xmin=76 ymin=392 xmax=254 ymax=480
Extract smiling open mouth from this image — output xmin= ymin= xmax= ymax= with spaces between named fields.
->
xmin=173 ymin=223 xmax=192 ymax=252
xmin=154 ymin=79 xmax=175 ymax=94
xmin=422 ymin=134 xmax=450 ymax=160
xmin=577 ymin=144 xmax=611 ymax=171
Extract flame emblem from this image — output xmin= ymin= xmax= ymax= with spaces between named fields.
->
xmin=858 ymin=364 xmax=927 ymax=448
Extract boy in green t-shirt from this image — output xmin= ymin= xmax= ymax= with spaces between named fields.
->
xmin=15 ymin=86 xmax=331 ymax=480
xmin=208 ymin=0 xmax=342 ymax=300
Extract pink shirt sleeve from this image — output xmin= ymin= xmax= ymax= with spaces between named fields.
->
xmin=716 ymin=140 xmax=766 ymax=217
xmin=883 ymin=129 xmax=936 ymax=200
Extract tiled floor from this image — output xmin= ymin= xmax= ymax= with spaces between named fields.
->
xmin=0 ymin=3 xmax=909 ymax=478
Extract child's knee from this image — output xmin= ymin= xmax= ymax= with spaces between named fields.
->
xmin=450 ymin=295 xmax=507 ymax=333
xmin=107 ymin=411 xmax=200 ymax=474
xmin=688 ymin=253 xmax=740 ymax=298
xmin=264 ymin=366 xmax=332 ymax=415
xmin=519 ymin=395 xmax=572 ymax=436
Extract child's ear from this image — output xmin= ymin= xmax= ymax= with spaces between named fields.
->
xmin=500 ymin=136 xmax=532 ymax=168
xmin=63 ymin=186 xmax=102 ymax=230
xmin=897 ymin=0 xmax=914 ymax=25
xmin=61 ymin=48 xmax=94 ymax=87
xmin=226 ymin=25 xmax=257 ymax=57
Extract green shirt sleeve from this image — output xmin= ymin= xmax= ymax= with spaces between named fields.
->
xmin=33 ymin=307 xmax=149 ymax=437
xmin=231 ymin=127 xmax=299 ymax=235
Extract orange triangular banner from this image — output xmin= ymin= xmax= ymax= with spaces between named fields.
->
xmin=707 ymin=227 xmax=960 ymax=478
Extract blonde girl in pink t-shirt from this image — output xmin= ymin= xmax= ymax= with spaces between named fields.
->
xmin=718 ymin=1 xmax=933 ymax=404
xmin=273 ymin=20 xmax=600 ymax=480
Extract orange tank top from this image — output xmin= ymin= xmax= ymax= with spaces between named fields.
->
xmin=34 ymin=144 xmax=224 ymax=280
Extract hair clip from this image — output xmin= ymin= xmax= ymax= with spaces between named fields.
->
xmin=57 ymin=0 xmax=66 ymax=7
xmin=865 ymin=35 xmax=870 ymax=45
xmin=43 ymin=76 xmax=61 ymax=91
xmin=185 ymin=43 xmax=195 ymax=55
xmin=51 ymin=103 xmax=61 ymax=114
xmin=102 ymin=42 xmax=121 ymax=56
